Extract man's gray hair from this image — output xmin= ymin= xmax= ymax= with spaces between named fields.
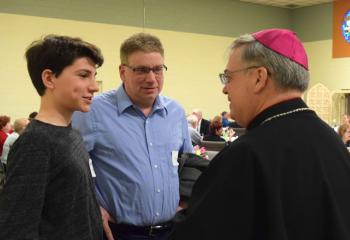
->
xmin=187 ymin=114 xmax=198 ymax=127
xmin=120 ymin=33 xmax=164 ymax=65
xmin=230 ymin=34 xmax=309 ymax=92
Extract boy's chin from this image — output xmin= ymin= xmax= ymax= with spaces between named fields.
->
xmin=79 ymin=106 xmax=91 ymax=113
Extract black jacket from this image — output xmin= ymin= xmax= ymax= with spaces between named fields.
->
xmin=171 ymin=98 xmax=350 ymax=240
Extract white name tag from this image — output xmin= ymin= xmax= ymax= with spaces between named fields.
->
xmin=89 ymin=158 xmax=96 ymax=178
xmin=172 ymin=151 xmax=179 ymax=167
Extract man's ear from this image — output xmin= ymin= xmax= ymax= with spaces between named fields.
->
xmin=119 ymin=64 xmax=126 ymax=83
xmin=253 ymin=67 xmax=269 ymax=93
xmin=41 ymin=69 xmax=55 ymax=90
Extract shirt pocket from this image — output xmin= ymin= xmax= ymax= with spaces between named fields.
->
xmin=164 ymin=144 xmax=180 ymax=179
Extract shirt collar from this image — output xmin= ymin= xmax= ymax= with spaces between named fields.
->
xmin=247 ymin=98 xmax=308 ymax=130
xmin=116 ymin=85 xmax=168 ymax=117
xmin=116 ymin=85 xmax=133 ymax=114
xmin=152 ymin=96 xmax=168 ymax=118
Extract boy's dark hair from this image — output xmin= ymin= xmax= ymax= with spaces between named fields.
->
xmin=25 ymin=35 xmax=104 ymax=96
xmin=28 ymin=111 xmax=38 ymax=120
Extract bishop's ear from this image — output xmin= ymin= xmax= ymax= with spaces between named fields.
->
xmin=41 ymin=69 xmax=56 ymax=90
xmin=253 ymin=66 xmax=269 ymax=93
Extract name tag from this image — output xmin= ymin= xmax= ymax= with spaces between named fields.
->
xmin=171 ymin=151 xmax=179 ymax=167
xmin=89 ymin=158 xmax=96 ymax=178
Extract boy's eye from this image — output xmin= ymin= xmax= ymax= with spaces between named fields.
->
xmin=79 ymin=73 xmax=89 ymax=78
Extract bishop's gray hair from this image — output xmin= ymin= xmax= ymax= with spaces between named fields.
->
xmin=229 ymin=34 xmax=309 ymax=92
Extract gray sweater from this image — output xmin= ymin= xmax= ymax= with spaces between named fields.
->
xmin=0 ymin=120 xmax=102 ymax=239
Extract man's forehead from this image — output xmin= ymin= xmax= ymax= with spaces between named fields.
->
xmin=227 ymin=49 xmax=244 ymax=68
xmin=127 ymin=52 xmax=163 ymax=66
xmin=128 ymin=51 xmax=163 ymax=59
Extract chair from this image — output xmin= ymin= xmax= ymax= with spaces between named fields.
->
xmin=206 ymin=150 xmax=219 ymax=160
xmin=178 ymin=153 xmax=210 ymax=201
xmin=200 ymin=140 xmax=227 ymax=151
xmin=232 ymin=128 xmax=246 ymax=137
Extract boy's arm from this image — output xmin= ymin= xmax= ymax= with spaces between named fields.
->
xmin=0 ymin=137 xmax=50 ymax=239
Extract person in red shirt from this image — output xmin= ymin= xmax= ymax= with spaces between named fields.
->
xmin=0 ymin=115 xmax=12 ymax=156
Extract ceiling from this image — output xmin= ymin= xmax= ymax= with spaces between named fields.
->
xmin=239 ymin=0 xmax=333 ymax=9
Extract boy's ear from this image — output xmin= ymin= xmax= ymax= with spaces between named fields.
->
xmin=41 ymin=69 xmax=55 ymax=89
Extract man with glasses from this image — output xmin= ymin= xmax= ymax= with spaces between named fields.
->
xmin=72 ymin=33 xmax=193 ymax=240
xmin=170 ymin=29 xmax=350 ymax=240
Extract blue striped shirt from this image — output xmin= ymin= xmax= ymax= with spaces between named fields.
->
xmin=72 ymin=85 xmax=193 ymax=226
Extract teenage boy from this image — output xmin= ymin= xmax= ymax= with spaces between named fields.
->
xmin=0 ymin=35 xmax=104 ymax=240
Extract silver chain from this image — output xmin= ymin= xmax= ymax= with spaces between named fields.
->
xmin=260 ymin=107 xmax=312 ymax=126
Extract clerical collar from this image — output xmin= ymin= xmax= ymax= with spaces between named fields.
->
xmin=260 ymin=107 xmax=312 ymax=126
xmin=247 ymin=98 xmax=314 ymax=130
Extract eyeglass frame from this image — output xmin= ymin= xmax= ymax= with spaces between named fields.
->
xmin=219 ymin=66 xmax=261 ymax=85
xmin=122 ymin=64 xmax=168 ymax=75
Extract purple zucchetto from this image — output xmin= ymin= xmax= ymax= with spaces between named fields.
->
xmin=252 ymin=28 xmax=308 ymax=70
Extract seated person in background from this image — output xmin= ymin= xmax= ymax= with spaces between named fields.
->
xmin=203 ymin=116 xmax=226 ymax=142
xmin=333 ymin=114 xmax=350 ymax=132
xmin=0 ymin=115 xmax=12 ymax=157
xmin=228 ymin=117 xmax=242 ymax=128
xmin=221 ymin=111 xmax=230 ymax=127
xmin=192 ymin=109 xmax=210 ymax=136
xmin=0 ymin=118 xmax=30 ymax=173
xmin=338 ymin=123 xmax=350 ymax=147
xmin=187 ymin=114 xmax=202 ymax=146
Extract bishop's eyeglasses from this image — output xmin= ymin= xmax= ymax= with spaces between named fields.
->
xmin=219 ymin=66 xmax=260 ymax=85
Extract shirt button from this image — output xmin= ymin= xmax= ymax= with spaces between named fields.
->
xmin=157 ymin=189 xmax=161 ymax=193
xmin=156 ymin=212 xmax=159 ymax=216
xmin=154 ymin=164 xmax=158 ymax=168
xmin=150 ymin=142 xmax=153 ymax=146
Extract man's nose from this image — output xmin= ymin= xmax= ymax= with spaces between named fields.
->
xmin=145 ymin=71 xmax=157 ymax=82
xmin=222 ymin=85 xmax=228 ymax=95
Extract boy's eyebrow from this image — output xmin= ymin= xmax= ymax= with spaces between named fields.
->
xmin=76 ymin=69 xmax=97 ymax=75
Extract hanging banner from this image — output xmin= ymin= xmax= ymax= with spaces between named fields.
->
xmin=333 ymin=0 xmax=350 ymax=58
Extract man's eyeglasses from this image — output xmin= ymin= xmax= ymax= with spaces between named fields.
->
xmin=123 ymin=64 xmax=168 ymax=75
xmin=219 ymin=66 xmax=260 ymax=85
